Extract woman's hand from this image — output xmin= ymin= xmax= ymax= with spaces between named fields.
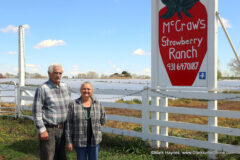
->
xmin=67 ymin=143 xmax=73 ymax=152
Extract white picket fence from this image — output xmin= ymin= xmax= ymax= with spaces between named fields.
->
xmin=1 ymin=82 xmax=240 ymax=155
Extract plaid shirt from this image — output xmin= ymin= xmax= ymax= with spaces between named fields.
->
xmin=65 ymin=97 xmax=106 ymax=147
xmin=32 ymin=80 xmax=71 ymax=133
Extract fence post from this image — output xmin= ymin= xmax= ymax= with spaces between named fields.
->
xmin=0 ymin=89 xmax=2 ymax=115
xmin=207 ymin=0 xmax=218 ymax=157
xmin=141 ymin=87 xmax=149 ymax=143
xmin=160 ymin=94 xmax=168 ymax=148
xmin=17 ymin=86 xmax=22 ymax=118
xmin=208 ymin=99 xmax=218 ymax=159
xmin=151 ymin=96 xmax=160 ymax=148
xmin=14 ymin=84 xmax=18 ymax=118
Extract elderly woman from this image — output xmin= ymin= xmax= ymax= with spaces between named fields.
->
xmin=65 ymin=81 xmax=106 ymax=160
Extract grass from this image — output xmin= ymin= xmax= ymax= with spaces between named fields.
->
xmin=0 ymin=116 xmax=154 ymax=160
xmin=0 ymin=116 xmax=209 ymax=160
xmin=1 ymin=98 xmax=240 ymax=159
xmin=0 ymin=116 xmax=39 ymax=160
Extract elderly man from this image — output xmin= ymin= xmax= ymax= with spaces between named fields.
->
xmin=32 ymin=64 xmax=71 ymax=160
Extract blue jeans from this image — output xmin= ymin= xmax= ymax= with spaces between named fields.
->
xmin=75 ymin=144 xmax=99 ymax=160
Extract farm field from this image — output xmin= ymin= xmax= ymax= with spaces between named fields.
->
xmin=1 ymin=78 xmax=240 ymax=90
xmin=1 ymin=78 xmax=240 ymax=102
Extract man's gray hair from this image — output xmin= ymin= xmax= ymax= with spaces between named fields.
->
xmin=48 ymin=63 xmax=64 ymax=73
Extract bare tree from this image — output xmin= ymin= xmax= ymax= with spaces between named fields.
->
xmin=77 ymin=73 xmax=87 ymax=79
xmin=228 ymin=57 xmax=240 ymax=76
xmin=86 ymin=71 xmax=99 ymax=79
xmin=5 ymin=73 xmax=16 ymax=78
xmin=100 ymin=74 xmax=109 ymax=79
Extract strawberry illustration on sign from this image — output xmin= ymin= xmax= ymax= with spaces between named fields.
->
xmin=159 ymin=0 xmax=208 ymax=86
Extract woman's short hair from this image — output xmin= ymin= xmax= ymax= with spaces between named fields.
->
xmin=48 ymin=63 xmax=63 ymax=73
xmin=80 ymin=81 xmax=94 ymax=92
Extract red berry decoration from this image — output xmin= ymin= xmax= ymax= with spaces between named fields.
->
xmin=159 ymin=0 xmax=208 ymax=86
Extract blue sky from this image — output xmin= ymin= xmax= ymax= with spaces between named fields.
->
xmin=0 ymin=0 xmax=239 ymax=77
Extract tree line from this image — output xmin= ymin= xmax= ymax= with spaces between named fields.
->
xmin=73 ymin=71 xmax=150 ymax=79
xmin=0 ymin=71 xmax=151 ymax=79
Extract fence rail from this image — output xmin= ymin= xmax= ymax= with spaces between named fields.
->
xmin=0 ymin=82 xmax=17 ymax=116
xmin=1 ymin=83 xmax=240 ymax=154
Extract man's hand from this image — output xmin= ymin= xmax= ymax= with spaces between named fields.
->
xmin=40 ymin=131 xmax=49 ymax=140
xmin=67 ymin=143 xmax=73 ymax=152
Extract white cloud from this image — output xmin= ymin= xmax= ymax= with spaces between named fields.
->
xmin=26 ymin=64 xmax=40 ymax=68
xmin=26 ymin=64 xmax=41 ymax=72
xmin=133 ymin=48 xmax=150 ymax=56
xmin=1 ymin=25 xmax=18 ymax=33
xmin=8 ymin=51 xmax=17 ymax=55
xmin=218 ymin=17 xmax=232 ymax=28
xmin=1 ymin=24 xmax=30 ymax=33
xmin=34 ymin=39 xmax=66 ymax=49
xmin=22 ymin=24 xmax=30 ymax=30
